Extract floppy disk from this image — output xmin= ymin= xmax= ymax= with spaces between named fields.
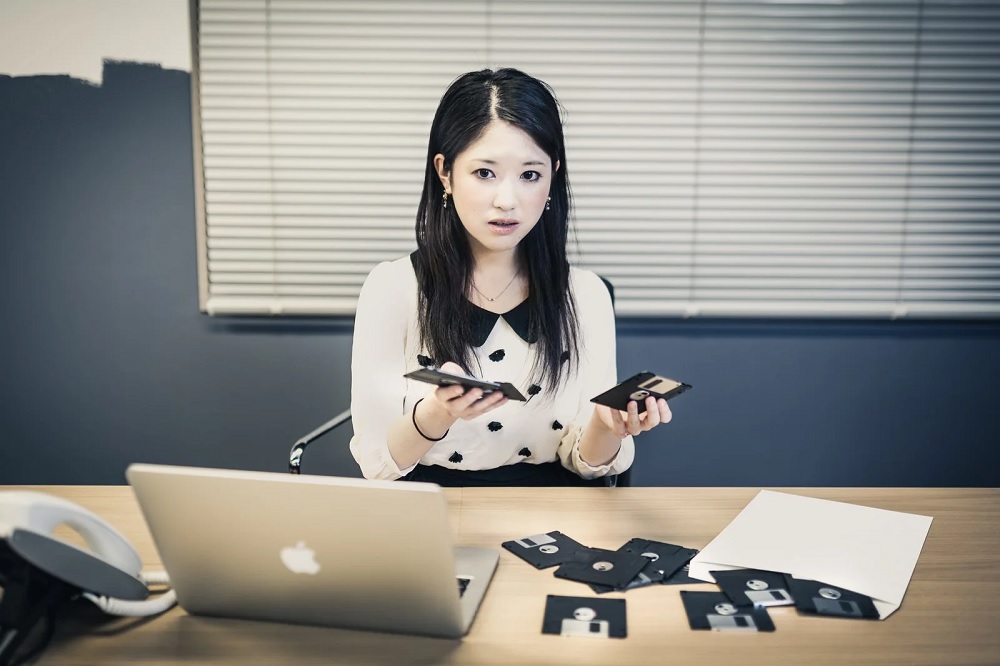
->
xmin=712 ymin=568 xmax=795 ymax=608
xmin=784 ymin=576 xmax=880 ymax=619
xmin=680 ymin=591 xmax=776 ymax=632
xmin=622 ymin=539 xmax=698 ymax=582
xmin=589 ymin=538 xmax=697 ymax=593
xmin=542 ymin=595 xmax=627 ymax=639
xmin=662 ymin=558 xmax=703 ymax=585
xmin=554 ymin=547 xmax=649 ymax=590
xmin=501 ymin=531 xmax=588 ymax=569
xmin=590 ymin=570 xmax=658 ymax=594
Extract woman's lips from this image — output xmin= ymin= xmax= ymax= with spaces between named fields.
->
xmin=488 ymin=219 xmax=520 ymax=235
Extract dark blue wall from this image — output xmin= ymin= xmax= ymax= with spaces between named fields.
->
xmin=1 ymin=64 xmax=997 ymax=486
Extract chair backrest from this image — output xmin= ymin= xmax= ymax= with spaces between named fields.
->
xmin=598 ymin=275 xmax=615 ymax=305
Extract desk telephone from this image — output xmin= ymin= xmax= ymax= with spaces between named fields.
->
xmin=0 ymin=491 xmax=175 ymax=666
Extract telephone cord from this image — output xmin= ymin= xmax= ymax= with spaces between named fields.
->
xmin=81 ymin=570 xmax=177 ymax=617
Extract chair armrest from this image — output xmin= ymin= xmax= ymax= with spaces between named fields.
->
xmin=288 ymin=408 xmax=352 ymax=474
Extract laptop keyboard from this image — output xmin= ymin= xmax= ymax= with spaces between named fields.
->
xmin=457 ymin=576 xmax=471 ymax=597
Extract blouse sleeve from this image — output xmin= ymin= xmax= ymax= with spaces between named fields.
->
xmin=556 ymin=271 xmax=635 ymax=479
xmin=348 ymin=260 xmax=416 ymax=480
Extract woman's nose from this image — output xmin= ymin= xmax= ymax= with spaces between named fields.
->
xmin=493 ymin=179 xmax=517 ymax=211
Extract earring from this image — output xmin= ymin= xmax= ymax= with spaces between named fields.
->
xmin=442 ymin=192 xmax=449 ymax=209
xmin=545 ymin=196 xmax=551 ymax=211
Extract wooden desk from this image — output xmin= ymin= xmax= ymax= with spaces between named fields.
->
xmin=9 ymin=486 xmax=1000 ymax=665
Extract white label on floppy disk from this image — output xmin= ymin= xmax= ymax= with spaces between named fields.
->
xmin=708 ymin=614 xmax=757 ymax=632
xmin=746 ymin=589 xmax=793 ymax=607
xmin=516 ymin=533 xmax=556 ymax=549
xmin=561 ymin=618 xmax=609 ymax=638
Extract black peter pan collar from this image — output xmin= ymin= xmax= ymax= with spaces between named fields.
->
xmin=470 ymin=298 xmax=535 ymax=347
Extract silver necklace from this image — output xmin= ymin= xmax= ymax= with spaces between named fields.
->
xmin=472 ymin=270 xmax=520 ymax=302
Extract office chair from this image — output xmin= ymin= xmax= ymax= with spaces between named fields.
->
xmin=287 ymin=411 xmax=629 ymax=487
xmin=287 ymin=276 xmax=632 ymax=487
xmin=288 ymin=408 xmax=352 ymax=476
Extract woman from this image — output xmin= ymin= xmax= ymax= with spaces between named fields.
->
xmin=350 ymin=68 xmax=671 ymax=486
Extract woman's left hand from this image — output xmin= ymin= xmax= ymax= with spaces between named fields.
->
xmin=596 ymin=396 xmax=672 ymax=439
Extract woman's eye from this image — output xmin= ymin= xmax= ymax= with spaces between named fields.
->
xmin=522 ymin=171 xmax=541 ymax=182
xmin=475 ymin=168 xmax=494 ymax=179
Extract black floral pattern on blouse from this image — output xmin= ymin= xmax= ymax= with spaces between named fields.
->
xmin=519 ymin=447 xmax=531 ymax=457
xmin=488 ymin=421 xmax=503 ymax=432
xmin=449 ymin=451 xmax=463 ymax=463
xmin=417 ymin=354 xmax=435 ymax=368
xmin=552 ymin=420 xmax=563 ymax=430
xmin=489 ymin=349 xmax=505 ymax=362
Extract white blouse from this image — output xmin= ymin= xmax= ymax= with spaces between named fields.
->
xmin=349 ymin=255 xmax=634 ymax=481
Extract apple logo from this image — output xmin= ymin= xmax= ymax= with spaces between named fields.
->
xmin=280 ymin=541 xmax=320 ymax=575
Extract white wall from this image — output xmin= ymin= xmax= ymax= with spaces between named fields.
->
xmin=0 ymin=0 xmax=190 ymax=83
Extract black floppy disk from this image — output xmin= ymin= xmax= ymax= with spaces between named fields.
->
xmin=501 ymin=531 xmax=588 ymax=569
xmin=542 ymin=595 xmax=627 ymax=639
xmin=554 ymin=547 xmax=649 ymax=590
xmin=783 ymin=576 xmax=880 ymax=619
xmin=404 ymin=366 xmax=526 ymax=401
xmin=590 ymin=570 xmax=658 ymax=594
xmin=589 ymin=538 xmax=698 ymax=593
xmin=622 ymin=539 xmax=698 ymax=583
xmin=680 ymin=591 xmax=776 ymax=632
xmin=591 ymin=371 xmax=691 ymax=414
xmin=712 ymin=569 xmax=795 ymax=608
xmin=662 ymin=558 xmax=703 ymax=585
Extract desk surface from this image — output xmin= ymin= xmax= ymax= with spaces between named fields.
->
xmin=8 ymin=486 xmax=1000 ymax=665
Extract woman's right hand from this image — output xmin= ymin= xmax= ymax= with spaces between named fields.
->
xmin=396 ymin=361 xmax=510 ymax=466
xmin=424 ymin=361 xmax=509 ymax=424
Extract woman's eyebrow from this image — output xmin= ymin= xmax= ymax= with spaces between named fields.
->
xmin=470 ymin=158 xmax=548 ymax=166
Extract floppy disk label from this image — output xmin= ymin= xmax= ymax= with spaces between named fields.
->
xmin=707 ymin=613 xmax=760 ymax=631
xmin=560 ymin=618 xmax=609 ymax=637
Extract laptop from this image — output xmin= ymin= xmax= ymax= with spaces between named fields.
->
xmin=126 ymin=463 xmax=498 ymax=638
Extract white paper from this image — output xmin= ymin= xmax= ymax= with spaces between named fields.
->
xmin=688 ymin=490 xmax=933 ymax=619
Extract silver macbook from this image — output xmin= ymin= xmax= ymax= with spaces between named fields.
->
xmin=126 ymin=463 xmax=498 ymax=638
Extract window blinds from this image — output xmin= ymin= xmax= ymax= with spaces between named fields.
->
xmin=193 ymin=0 xmax=1000 ymax=318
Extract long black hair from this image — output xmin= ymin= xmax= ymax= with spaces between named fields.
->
xmin=414 ymin=68 xmax=578 ymax=392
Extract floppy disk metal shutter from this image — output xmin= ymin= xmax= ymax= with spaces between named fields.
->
xmin=194 ymin=0 xmax=1000 ymax=318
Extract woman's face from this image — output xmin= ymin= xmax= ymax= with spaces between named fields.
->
xmin=435 ymin=119 xmax=558 ymax=261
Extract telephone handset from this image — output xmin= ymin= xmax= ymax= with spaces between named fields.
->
xmin=1 ymin=491 xmax=147 ymax=599
xmin=0 ymin=491 xmax=176 ymax=666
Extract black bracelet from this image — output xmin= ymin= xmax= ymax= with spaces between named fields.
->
xmin=412 ymin=398 xmax=449 ymax=442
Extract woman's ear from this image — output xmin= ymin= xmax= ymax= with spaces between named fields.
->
xmin=554 ymin=159 xmax=560 ymax=173
xmin=433 ymin=154 xmax=451 ymax=193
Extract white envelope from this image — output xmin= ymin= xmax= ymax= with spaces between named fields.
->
xmin=688 ymin=490 xmax=933 ymax=619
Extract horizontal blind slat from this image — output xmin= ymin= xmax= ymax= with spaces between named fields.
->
xmin=196 ymin=0 xmax=1000 ymax=318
